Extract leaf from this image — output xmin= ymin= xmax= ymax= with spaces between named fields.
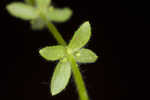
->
xmin=74 ymin=48 xmax=98 ymax=63
xmin=30 ymin=18 xmax=45 ymax=30
xmin=39 ymin=45 xmax=65 ymax=61
xmin=68 ymin=21 xmax=91 ymax=52
xmin=51 ymin=59 xmax=71 ymax=95
xmin=36 ymin=0 xmax=51 ymax=8
xmin=6 ymin=2 xmax=38 ymax=20
xmin=47 ymin=7 xmax=72 ymax=22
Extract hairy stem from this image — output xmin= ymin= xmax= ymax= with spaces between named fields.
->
xmin=40 ymin=13 xmax=89 ymax=100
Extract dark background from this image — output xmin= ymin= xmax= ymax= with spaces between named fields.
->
xmin=1 ymin=0 xmax=149 ymax=100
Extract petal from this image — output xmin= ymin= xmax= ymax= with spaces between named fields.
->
xmin=39 ymin=45 xmax=65 ymax=61
xmin=68 ymin=21 xmax=91 ymax=52
xmin=30 ymin=18 xmax=45 ymax=30
xmin=6 ymin=2 xmax=38 ymax=20
xmin=74 ymin=48 xmax=98 ymax=63
xmin=47 ymin=7 xmax=72 ymax=22
xmin=51 ymin=59 xmax=71 ymax=95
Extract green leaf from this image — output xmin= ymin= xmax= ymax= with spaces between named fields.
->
xmin=39 ymin=45 xmax=65 ymax=61
xmin=36 ymin=0 xmax=51 ymax=8
xmin=6 ymin=2 xmax=38 ymax=20
xmin=74 ymin=48 xmax=98 ymax=63
xmin=51 ymin=59 xmax=71 ymax=95
xmin=47 ymin=7 xmax=72 ymax=22
xmin=68 ymin=21 xmax=91 ymax=52
xmin=30 ymin=18 xmax=45 ymax=30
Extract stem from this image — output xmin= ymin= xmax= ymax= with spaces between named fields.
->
xmin=40 ymin=13 xmax=67 ymax=46
xmin=67 ymin=54 xmax=89 ymax=100
xmin=26 ymin=0 xmax=35 ymax=5
xmin=40 ymin=13 xmax=89 ymax=100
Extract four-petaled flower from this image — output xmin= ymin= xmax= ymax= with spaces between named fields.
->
xmin=39 ymin=21 xmax=98 ymax=95
xmin=6 ymin=0 xmax=72 ymax=30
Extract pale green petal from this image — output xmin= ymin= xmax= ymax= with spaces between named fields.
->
xmin=30 ymin=18 xmax=45 ymax=30
xmin=39 ymin=45 xmax=65 ymax=61
xmin=68 ymin=21 xmax=91 ymax=52
xmin=47 ymin=7 xmax=72 ymax=22
xmin=36 ymin=0 xmax=51 ymax=8
xmin=6 ymin=2 xmax=38 ymax=20
xmin=74 ymin=48 xmax=98 ymax=63
xmin=51 ymin=59 xmax=71 ymax=95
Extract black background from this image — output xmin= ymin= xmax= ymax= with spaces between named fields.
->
xmin=0 ymin=0 xmax=150 ymax=100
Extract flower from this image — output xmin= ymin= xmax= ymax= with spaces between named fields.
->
xmin=6 ymin=0 xmax=72 ymax=30
xmin=39 ymin=21 xmax=98 ymax=95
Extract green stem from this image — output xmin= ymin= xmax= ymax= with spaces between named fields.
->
xmin=67 ymin=54 xmax=89 ymax=100
xmin=26 ymin=0 xmax=35 ymax=5
xmin=40 ymin=13 xmax=89 ymax=100
xmin=40 ymin=13 xmax=67 ymax=46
